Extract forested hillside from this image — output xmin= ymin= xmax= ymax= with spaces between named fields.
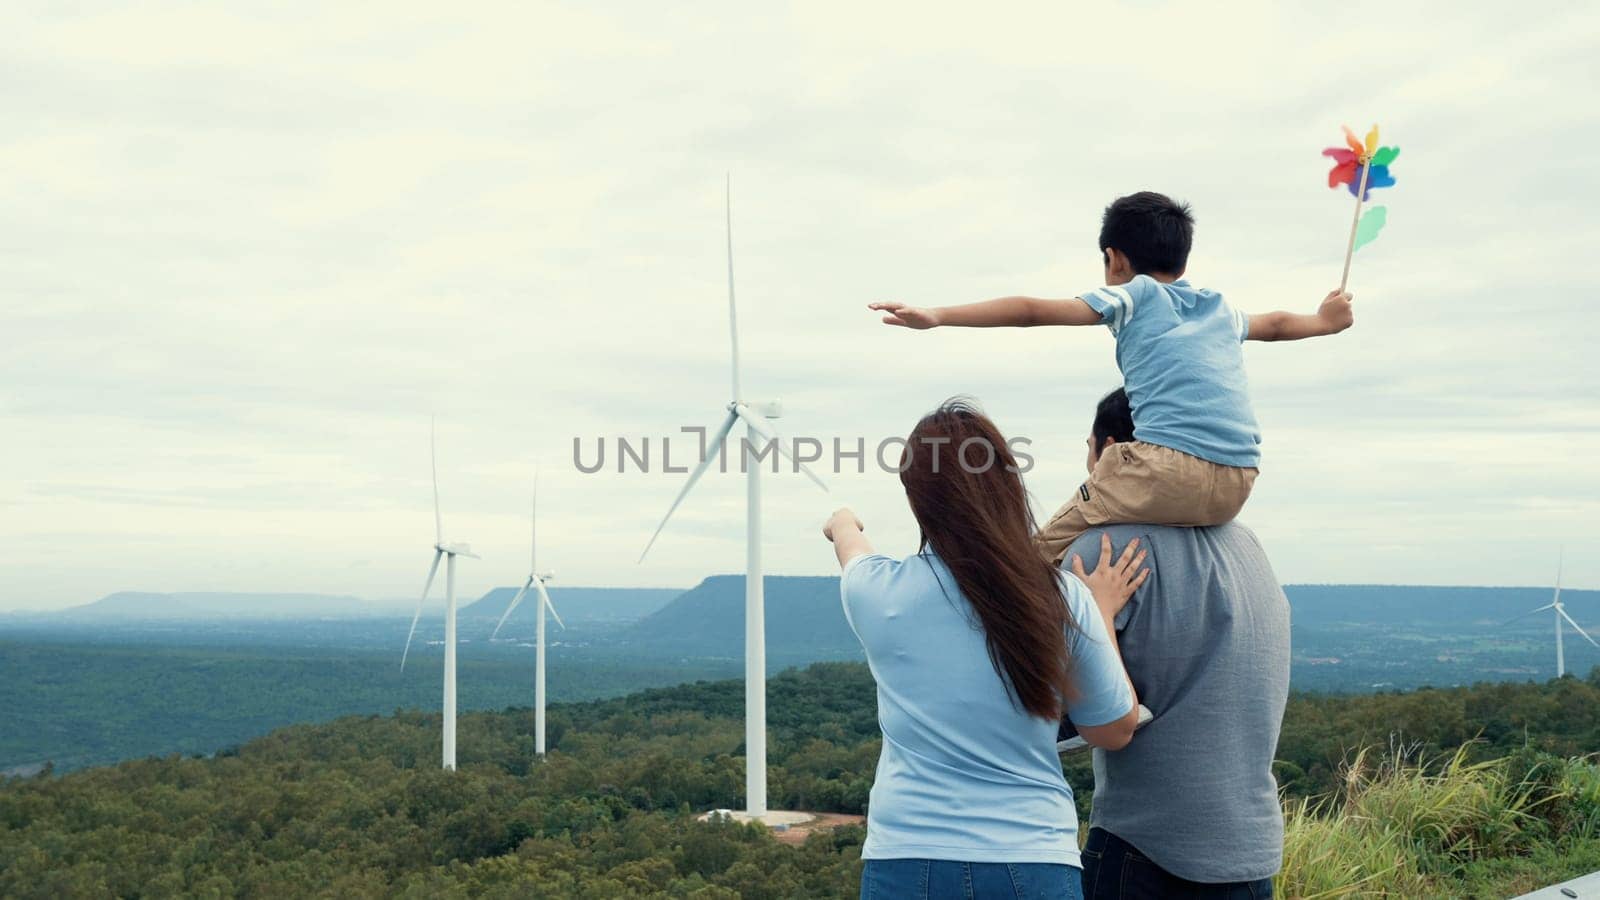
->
xmin=0 ymin=641 xmax=740 ymax=773
xmin=4 ymin=663 xmax=1600 ymax=897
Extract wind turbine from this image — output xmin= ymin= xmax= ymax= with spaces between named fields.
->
xmin=401 ymin=419 xmax=479 ymax=770
xmin=490 ymin=469 xmax=565 ymax=756
xmin=1507 ymin=551 xmax=1597 ymax=678
xmin=638 ymin=176 xmax=828 ymax=821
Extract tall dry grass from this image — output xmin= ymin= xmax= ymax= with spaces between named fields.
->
xmin=1275 ymin=744 xmax=1599 ymax=898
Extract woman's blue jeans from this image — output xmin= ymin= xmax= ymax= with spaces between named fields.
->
xmin=861 ymin=858 xmax=1084 ymax=899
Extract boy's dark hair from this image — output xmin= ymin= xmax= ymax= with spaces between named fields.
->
xmin=1092 ymin=387 xmax=1135 ymax=452
xmin=1099 ymin=191 xmax=1194 ymax=275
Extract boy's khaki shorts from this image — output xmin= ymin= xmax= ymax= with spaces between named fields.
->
xmin=1035 ymin=440 xmax=1258 ymax=566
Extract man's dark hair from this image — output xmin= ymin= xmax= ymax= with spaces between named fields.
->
xmin=1099 ymin=191 xmax=1194 ymax=275
xmin=1092 ymin=387 xmax=1135 ymax=452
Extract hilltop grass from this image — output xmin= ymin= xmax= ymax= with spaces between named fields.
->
xmin=1277 ymin=745 xmax=1600 ymax=898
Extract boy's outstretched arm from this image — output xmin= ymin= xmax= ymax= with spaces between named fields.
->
xmin=871 ymin=295 xmax=1102 ymax=329
xmin=1246 ymin=290 xmax=1354 ymax=342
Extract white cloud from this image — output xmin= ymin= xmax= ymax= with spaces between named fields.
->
xmin=2 ymin=1 xmax=1598 ymax=609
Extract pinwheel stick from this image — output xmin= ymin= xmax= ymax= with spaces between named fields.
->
xmin=1339 ymin=162 xmax=1373 ymax=292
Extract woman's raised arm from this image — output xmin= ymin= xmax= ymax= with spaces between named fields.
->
xmin=823 ymin=507 xmax=874 ymax=569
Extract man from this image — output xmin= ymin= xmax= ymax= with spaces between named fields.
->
xmin=1083 ymin=387 xmax=1135 ymax=476
xmin=1063 ymin=387 xmax=1291 ymax=898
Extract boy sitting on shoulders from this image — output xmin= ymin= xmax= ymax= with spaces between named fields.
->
xmin=871 ymin=191 xmax=1353 ymax=563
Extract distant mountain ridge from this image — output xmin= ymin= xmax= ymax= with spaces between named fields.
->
xmin=37 ymin=587 xmax=687 ymax=624
xmin=1282 ymin=584 xmax=1600 ymax=625
xmin=620 ymin=575 xmax=857 ymax=661
xmin=60 ymin=592 xmax=374 ymax=619
xmin=461 ymin=586 xmax=684 ymax=626
xmin=36 ymin=582 xmax=1598 ymax=633
xmin=618 ymin=576 xmax=1600 ymax=661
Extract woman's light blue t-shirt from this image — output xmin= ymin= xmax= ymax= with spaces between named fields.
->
xmin=841 ymin=550 xmax=1133 ymax=866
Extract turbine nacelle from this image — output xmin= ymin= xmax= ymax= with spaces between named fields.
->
xmin=436 ymin=542 xmax=479 ymax=559
xmin=537 ymin=571 xmax=556 ymax=583
xmin=733 ymin=399 xmax=783 ymax=419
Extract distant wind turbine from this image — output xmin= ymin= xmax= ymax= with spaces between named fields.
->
xmin=491 ymin=469 xmax=565 ymax=757
xmin=401 ymin=419 xmax=479 ymax=770
xmin=638 ymin=176 xmax=828 ymax=821
xmin=1507 ymin=550 xmax=1597 ymax=678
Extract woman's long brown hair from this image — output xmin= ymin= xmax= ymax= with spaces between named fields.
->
xmin=899 ymin=398 xmax=1077 ymax=720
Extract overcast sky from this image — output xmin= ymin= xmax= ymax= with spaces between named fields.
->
xmin=3 ymin=2 xmax=1597 ymax=611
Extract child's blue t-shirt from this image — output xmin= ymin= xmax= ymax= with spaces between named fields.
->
xmin=841 ymin=550 xmax=1133 ymax=866
xmin=1079 ymin=275 xmax=1261 ymax=468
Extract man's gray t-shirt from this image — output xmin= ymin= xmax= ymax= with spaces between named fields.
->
xmin=1065 ymin=522 xmax=1290 ymax=884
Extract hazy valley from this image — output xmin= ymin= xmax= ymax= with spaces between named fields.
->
xmin=3 ymin=578 xmax=1596 ymax=776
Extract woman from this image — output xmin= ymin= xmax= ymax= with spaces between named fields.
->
xmin=823 ymin=399 xmax=1147 ymax=899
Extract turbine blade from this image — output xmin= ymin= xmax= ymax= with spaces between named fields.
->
xmin=638 ymin=409 xmax=740 ymax=562
xmin=401 ymin=550 xmax=443 ymax=671
xmin=491 ymin=577 xmax=533 ymax=640
xmin=726 ymin=173 xmax=741 ymax=402
xmin=1504 ymin=603 xmax=1556 ymax=627
xmin=536 ymin=578 xmax=566 ymax=631
xmin=1554 ymin=549 xmax=1564 ymax=606
xmin=1559 ymin=608 xmax=1599 ymax=648
xmin=431 ymin=417 xmax=442 ymax=544
xmin=531 ymin=467 xmax=539 ymax=573
xmin=736 ymin=408 xmax=829 ymax=492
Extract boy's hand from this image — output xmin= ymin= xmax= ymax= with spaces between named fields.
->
xmin=1246 ymin=291 xmax=1355 ymax=341
xmin=1071 ymin=534 xmax=1149 ymax=620
xmin=870 ymin=301 xmax=941 ymax=329
xmin=822 ymin=507 xmax=865 ymax=542
xmin=1316 ymin=290 xmax=1354 ymax=334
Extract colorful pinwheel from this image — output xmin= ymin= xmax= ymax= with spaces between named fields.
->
xmin=1325 ymin=123 xmax=1399 ymax=289
xmin=1323 ymin=125 xmax=1399 ymax=200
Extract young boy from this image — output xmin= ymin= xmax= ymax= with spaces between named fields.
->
xmin=870 ymin=191 xmax=1353 ymax=565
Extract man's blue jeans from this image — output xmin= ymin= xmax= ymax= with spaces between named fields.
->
xmin=861 ymin=858 xmax=1084 ymax=899
xmin=1081 ymin=829 xmax=1274 ymax=899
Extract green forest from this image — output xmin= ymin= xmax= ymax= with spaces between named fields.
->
xmin=0 ymin=640 xmax=742 ymax=772
xmin=4 ymin=662 xmax=1600 ymax=898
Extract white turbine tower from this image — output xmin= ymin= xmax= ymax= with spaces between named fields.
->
xmin=638 ymin=176 xmax=828 ymax=821
xmin=1508 ymin=551 xmax=1597 ymax=678
xmin=401 ymin=419 xmax=479 ymax=770
xmin=490 ymin=470 xmax=565 ymax=756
